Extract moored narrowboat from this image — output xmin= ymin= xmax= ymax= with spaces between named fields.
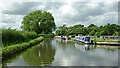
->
xmin=75 ymin=36 xmax=92 ymax=44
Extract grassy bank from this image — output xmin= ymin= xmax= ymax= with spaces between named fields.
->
xmin=91 ymin=38 xmax=120 ymax=43
xmin=38 ymin=34 xmax=55 ymax=38
xmin=1 ymin=36 xmax=44 ymax=59
xmin=93 ymin=40 xmax=120 ymax=42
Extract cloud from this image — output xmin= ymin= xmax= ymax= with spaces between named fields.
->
xmin=1 ymin=2 xmax=41 ymax=15
xmin=49 ymin=2 xmax=118 ymax=27
xmin=0 ymin=14 xmax=24 ymax=23
xmin=0 ymin=1 xmax=118 ymax=29
xmin=0 ymin=13 xmax=24 ymax=29
xmin=0 ymin=21 xmax=22 ymax=29
xmin=1 ymin=2 xmax=64 ymax=15
xmin=87 ymin=11 xmax=118 ymax=26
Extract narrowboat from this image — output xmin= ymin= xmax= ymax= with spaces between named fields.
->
xmin=75 ymin=36 xmax=92 ymax=44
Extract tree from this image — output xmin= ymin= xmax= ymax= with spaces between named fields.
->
xmin=95 ymin=32 xmax=100 ymax=36
xmin=58 ymin=24 xmax=68 ymax=36
xmin=89 ymin=30 xmax=96 ymax=36
xmin=55 ymin=24 xmax=120 ymax=36
xmin=88 ymin=24 xmax=96 ymax=28
xmin=118 ymin=32 xmax=120 ymax=36
xmin=55 ymin=30 xmax=62 ymax=35
xmin=98 ymin=30 xmax=105 ymax=36
xmin=21 ymin=10 xmax=56 ymax=34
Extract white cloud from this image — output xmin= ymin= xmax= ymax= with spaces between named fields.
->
xmin=0 ymin=22 xmax=7 ymax=29
xmin=37 ymin=5 xmax=45 ymax=9
xmin=51 ymin=2 xmax=118 ymax=27
xmin=87 ymin=11 xmax=118 ymax=26
xmin=1 ymin=0 xmax=119 ymax=2
xmin=0 ymin=14 xmax=24 ymax=29
xmin=1 ymin=22 xmax=22 ymax=29
xmin=0 ymin=1 xmax=119 ymax=29
xmin=86 ymin=2 xmax=99 ymax=8
xmin=59 ymin=2 xmax=77 ymax=16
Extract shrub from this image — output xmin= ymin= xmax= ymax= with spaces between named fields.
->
xmin=1 ymin=36 xmax=44 ymax=58
xmin=1 ymin=28 xmax=37 ymax=47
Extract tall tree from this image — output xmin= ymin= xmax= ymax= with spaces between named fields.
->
xmin=21 ymin=10 xmax=56 ymax=34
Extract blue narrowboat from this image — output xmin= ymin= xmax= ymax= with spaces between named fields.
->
xmin=75 ymin=36 xmax=92 ymax=44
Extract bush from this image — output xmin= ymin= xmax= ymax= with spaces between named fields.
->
xmin=2 ymin=28 xmax=37 ymax=47
xmin=2 ymin=36 xmax=44 ymax=58
xmin=22 ymin=31 xmax=37 ymax=41
xmin=2 ymin=28 xmax=24 ymax=46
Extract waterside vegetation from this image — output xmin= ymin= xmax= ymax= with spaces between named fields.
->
xmin=56 ymin=23 xmax=120 ymax=36
xmin=1 ymin=36 xmax=44 ymax=59
xmin=2 ymin=28 xmax=38 ymax=47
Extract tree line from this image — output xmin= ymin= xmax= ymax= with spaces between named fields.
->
xmin=55 ymin=23 xmax=120 ymax=36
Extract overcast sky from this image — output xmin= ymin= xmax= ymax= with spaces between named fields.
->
xmin=0 ymin=0 xmax=119 ymax=29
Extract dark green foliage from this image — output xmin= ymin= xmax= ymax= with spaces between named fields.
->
xmin=22 ymin=31 xmax=37 ymax=41
xmin=21 ymin=10 xmax=56 ymax=34
xmin=56 ymin=30 xmax=62 ymax=36
xmin=55 ymin=23 xmax=120 ymax=36
xmin=57 ymin=24 xmax=68 ymax=36
xmin=2 ymin=28 xmax=37 ymax=46
xmin=1 ymin=36 xmax=44 ymax=58
xmin=118 ymin=32 xmax=120 ymax=36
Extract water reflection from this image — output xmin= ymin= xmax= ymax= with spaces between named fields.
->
xmin=74 ymin=43 xmax=97 ymax=52
xmin=55 ymin=39 xmax=96 ymax=52
xmin=55 ymin=40 xmax=76 ymax=51
xmin=2 ymin=52 xmax=22 ymax=67
xmin=22 ymin=38 xmax=56 ymax=66
xmin=3 ymin=38 xmax=119 ymax=66
xmin=54 ymin=39 xmax=118 ymax=66
xmin=84 ymin=45 xmax=91 ymax=51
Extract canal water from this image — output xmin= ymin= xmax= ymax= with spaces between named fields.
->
xmin=2 ymin=38 xmax=119 ymax=66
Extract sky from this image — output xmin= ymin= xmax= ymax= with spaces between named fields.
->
xmin=0 ymin=0 xmax=119 ymax=30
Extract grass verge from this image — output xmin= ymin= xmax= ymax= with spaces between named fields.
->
xmin=38 ymin=34 xmax=55 ymax=38
xmin=91 ymin=38 xmax=120 ymax=42
xmin=1 ymin=36 xmax=44 ymax=59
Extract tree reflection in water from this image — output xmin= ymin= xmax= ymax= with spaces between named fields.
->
xmin=22 ymin=38 xmax=56 ymax=66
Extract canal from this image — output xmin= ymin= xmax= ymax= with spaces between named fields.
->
xmin=2 ymin=38 xmax=119 ymax=66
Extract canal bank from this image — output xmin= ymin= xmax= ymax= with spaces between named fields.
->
xmin=1 ymin=38 xmax=119 ymax=66
xmin=55 ymin=36 xmax=120 ymax=45
xmin=93 ymin=42 xmax=120 ymax=45
xmin=1 ymin=36 xmax=44 ymax=60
